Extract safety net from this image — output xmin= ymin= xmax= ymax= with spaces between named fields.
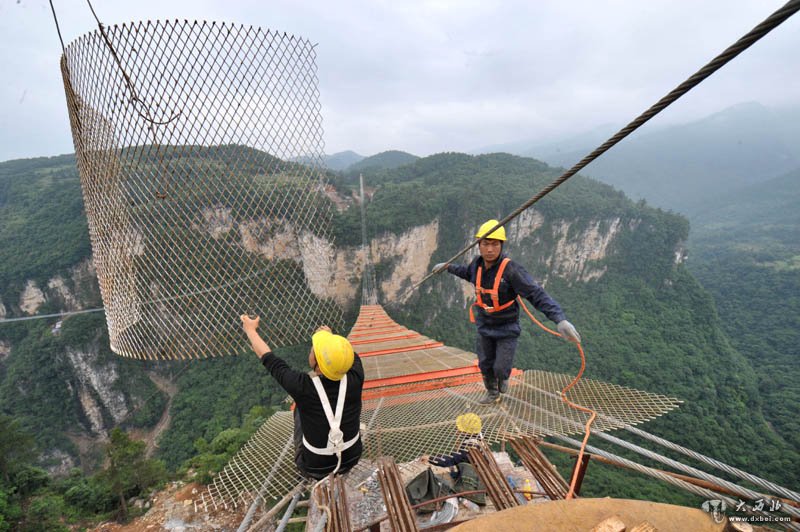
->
xmin=206 ymin=305 xmax=681 ymax=508
xmin=59 ymin=20 xmax=342 ymax=359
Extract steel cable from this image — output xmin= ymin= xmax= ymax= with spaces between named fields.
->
xmin=622 ymin=425 xmax=800 ymax=504
xmin=403 ymin=0 xmax=800 ymax=299
xmin=505 ymin=381 xmax=800 ymax=520
xmin=553 ymin=434 xmax=800 ymax=531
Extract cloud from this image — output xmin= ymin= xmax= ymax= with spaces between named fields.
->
xmin=1 ymin=0 xmax=798 ymax=161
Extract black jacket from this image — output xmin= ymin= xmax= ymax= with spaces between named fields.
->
xmin=448 ymin=254 xmax=566 ymax=338
xmin=261 ymin=351 xmax=363 ymax=475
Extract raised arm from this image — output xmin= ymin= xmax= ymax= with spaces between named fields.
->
xmin=242 ymin=315 xmax=271 ymax=356
xmin=241 ymin=315 xmax=307 ymax=397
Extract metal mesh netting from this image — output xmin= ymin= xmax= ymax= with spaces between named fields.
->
xmin=59 ymin=20 xmax=342 ymax=359
xmin=206 ymin=306 xmax=681 ymax=508
xmin=205 ymin=411 xmax=297 ymax=509
xmin=358 ymin=370 xmax=681 ymax=463
xmin=206 ymin=370 xmax=681 ymax=507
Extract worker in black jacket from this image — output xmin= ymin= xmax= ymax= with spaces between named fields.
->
xmin=433 ymin=219 xmax=581 ymax=404
xmin=241 ymin=316 xmax=363 ymax=479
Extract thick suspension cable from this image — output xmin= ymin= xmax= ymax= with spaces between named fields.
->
xmin=622 ymin=425 xmax=800 ymax=504
xmin=553 ymin=435 xmax=800 ymax=530
xmin=404 ymin=0 xmax=800 ymax=298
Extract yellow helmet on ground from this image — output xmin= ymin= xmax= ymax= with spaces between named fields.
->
xmin=475 ymin=219 xmax=506 ymax=241
xmin=312 ymin=330 xmax=354 ymax=381
xmin=456 ymin=413 xmax=482 ymax=434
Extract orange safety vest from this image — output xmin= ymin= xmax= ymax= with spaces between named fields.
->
xmin=469 ymin=257 xmax=516 ymax=323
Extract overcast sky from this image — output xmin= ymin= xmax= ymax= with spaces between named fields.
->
xmin=1 ymin=0 xmax=798 ymax=162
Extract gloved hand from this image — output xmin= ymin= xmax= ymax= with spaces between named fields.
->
xmin=557 ymin=320 xmax=581 ymax=343
xmin=432 ymin=262 xmax=447 ymax=273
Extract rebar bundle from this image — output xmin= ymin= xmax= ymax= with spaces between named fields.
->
xmin=59 ymin=20 xmax=342 ymax=359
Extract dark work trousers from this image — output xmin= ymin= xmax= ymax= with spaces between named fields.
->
xmin=293 ymin=409 xmax=310 ymax=477
xmin=476 ymin=334 xmax=518 ymax=379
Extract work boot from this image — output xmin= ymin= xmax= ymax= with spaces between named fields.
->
xmin=498 ymin=378 xmax=509 ymax=394
xmin=478 ymin=374 xmax=500 ymax=404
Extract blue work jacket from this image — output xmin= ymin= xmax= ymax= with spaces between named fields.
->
xmin=448 ymin=254 xmax=566 ymax=338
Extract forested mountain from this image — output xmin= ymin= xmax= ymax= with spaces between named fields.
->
xmin=471 ymin=123 xmax=618 ymax=162
xmin=291 ymin=150 xmax=365 ymax=171
xmin=688 ymin=167 xmax=800 ymax=453
xmin=339 ymin=152 xmax=798 ymax=491
xmin=475 ymin=103 xmax=800 ymax=460
xmin=323 ymin=150 xmax=365 ymax=171
xmin=0 ymin=150 xmax=797 ymax=527
xmin=344 ymin=149 xmax=418 ymax=174
xmin=691 ymin=166 xmax=800 ymax=245
xmin=495 ymin=102 xmax=800 ymax=213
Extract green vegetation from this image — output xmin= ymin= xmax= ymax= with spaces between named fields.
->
xmin=155 ymin=347 xmax=302 ymax=469
xmin=101 ymin=428 xmax=166 ymax=520
xmin=344 ymin=149 xmax=419 ymax=175
xmin=0 ymin=313 xmax=166 ymax=458
xmin=0 ymin=412 xmax=164 ymax=529
xmin=0 ymin=148 xmax=797 ymax=524
xmin=0 ymin=155 xmax=90 ymax=304
xmin=183 ymin=404 xmax=273 ymax=484
xmin=688 ymin=167 xmax=800 ymax=454
xmin=359 ymin=152 xmax=797 ymax=494
xmin=0 ymin=415 xmax=35 ymax=484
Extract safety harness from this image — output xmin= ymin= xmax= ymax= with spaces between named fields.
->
xmin=469 ymin=257 xmax=515 ymax=323
xmin=302 ymin=375 xmax=360 ymax=460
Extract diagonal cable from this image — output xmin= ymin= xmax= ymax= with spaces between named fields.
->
xmin=404 ymin=0 xmax=800 ymax=298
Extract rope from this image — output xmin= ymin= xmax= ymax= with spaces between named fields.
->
xmin=274 ymin=492 xmax=302 ymax=532
xmin=244 ymin=481 xmax=307 ymax=532
xmin=517 ymin=297 xmax=595 ymax=500
xmin=0 ymin=307 xmax=106 ymax=324
xmin=590 ymin=429 xmax=800 ymax=520
xmin=0 ymin=311 xmax=192 ymax=428
xmin=553 ymin=434 xmax=800 ymax=531
xmin=404 ymin=0 xmax=800 ymax=299
xmin=84 ymin=0 xmax=181 ymax=127
xmin=47 ymin=1 xmax=66 ymax=55
xmin=515 ymin=377 xmax=800 ymax=520
xmin=0 ymin=262 xmax=278 ymax=326
xmin=507 ymin=304 xmax=800 ymax=506
xmin=622 ymin=425 xmax=800 ymax=504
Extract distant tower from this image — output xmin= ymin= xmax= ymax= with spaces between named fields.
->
xmin=360 ymin=174 xmax=378 ymax=306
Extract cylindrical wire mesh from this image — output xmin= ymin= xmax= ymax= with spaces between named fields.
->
xmin=60 ymin=20 xmax=342 ymax=359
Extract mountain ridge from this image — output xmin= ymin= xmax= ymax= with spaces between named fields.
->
xmin=0 ymin=149 xmax=796 ymax=513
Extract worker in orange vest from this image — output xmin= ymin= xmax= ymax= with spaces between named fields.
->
xmin=434 ymin=219 xmax=580 ymax=404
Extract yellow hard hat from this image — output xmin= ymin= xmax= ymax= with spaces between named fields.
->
xmin=312 ymin=330 xmax=354 ymax=381
xmin=456 ymin=413 xmax=482 ymax=434
xmin=475 ymin=219 xmax=506 ymax=241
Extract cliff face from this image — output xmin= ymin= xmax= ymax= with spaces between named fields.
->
xmin=10 ymin=258 xmax=99 ymax=316
xmin=18 ymin=280 xmax=46 ymax=315
xmin=0 ymin=256 xmax=149 ymax=473
xmin=9 ymin=209 xmax=638 ymax=319
xmin=2 ymin=204 xmax=640 ymax=473
xmin=65 ymin=343 xmax=129 ymax=433
xmin=14 ymin=151 xmax=781 ymax=487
